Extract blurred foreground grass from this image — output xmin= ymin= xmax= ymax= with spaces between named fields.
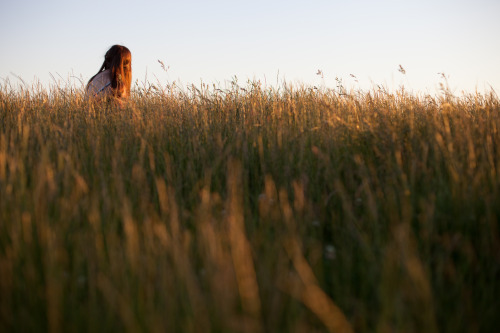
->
xmin=0 ymin=80 xmax=499 ymax=332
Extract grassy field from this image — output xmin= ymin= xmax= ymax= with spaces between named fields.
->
xmin=0 ymin=78 xmax=499 ymax=332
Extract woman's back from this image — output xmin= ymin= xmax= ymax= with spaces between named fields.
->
xmin=86 ymin=69 xmax=112 ymax=98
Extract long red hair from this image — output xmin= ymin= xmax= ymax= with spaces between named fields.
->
xmin=88 ymin=45 xmax=132 ymax=98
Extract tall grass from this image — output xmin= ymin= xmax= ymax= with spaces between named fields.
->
xmin=0 ymin=78 xmax=499 ymax=332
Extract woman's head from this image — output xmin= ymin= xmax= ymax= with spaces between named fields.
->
xmin=89 ymin=45 xmax=132 ymax=98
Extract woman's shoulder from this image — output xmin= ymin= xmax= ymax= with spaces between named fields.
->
xmin=90 ymin=69 xmax=111 ymax=87
xmin=86 ymin=69 xmax=112 ymax=97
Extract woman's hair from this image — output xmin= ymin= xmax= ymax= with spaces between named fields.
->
xmin=88 ymin=45 xmax=132 ymax=98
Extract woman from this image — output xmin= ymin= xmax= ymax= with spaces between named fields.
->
xmin=86 ymin=45 xmax=132 ymax=106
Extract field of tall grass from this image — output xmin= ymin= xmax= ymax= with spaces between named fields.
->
xmin=0 ymin=78 xmax=499 ymax=332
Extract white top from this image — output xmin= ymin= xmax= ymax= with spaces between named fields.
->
xmin=86 ymin=69 xmax=112 ymax=98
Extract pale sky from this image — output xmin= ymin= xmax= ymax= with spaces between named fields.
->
xmin=1 ymin=0 xmax=499 ymax=94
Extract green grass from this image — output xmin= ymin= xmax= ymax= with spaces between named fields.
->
xmin=0 ymin=79 xmax=499 ymax=332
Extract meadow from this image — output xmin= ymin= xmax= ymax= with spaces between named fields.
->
xmin=0 ymin=77 xmax=499 ymax=332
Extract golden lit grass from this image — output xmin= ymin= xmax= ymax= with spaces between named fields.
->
xmin=0 ymin=79 xmax=499 ymax=332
